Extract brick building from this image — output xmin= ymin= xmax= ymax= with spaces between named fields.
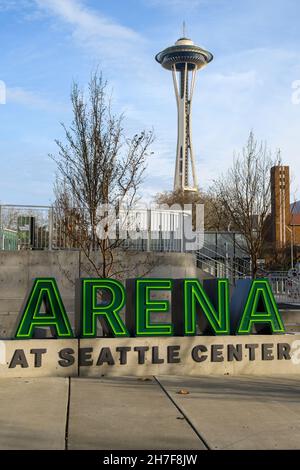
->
xmin=270 ymin=165 xmax=300 ymax=248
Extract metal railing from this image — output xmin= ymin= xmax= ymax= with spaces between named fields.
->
xmin=0 ymin=205 xmax=52 ymax=250
xmin=196 ymin=237 xmax=252 ymax=285
xmin=1 ymin=204 xmax=299 ymax=303
xmin=198 ymin=250 xmax=300 ymax=304
xmin=266 ymin=271 xmax=300 ymax=305
xmin=0 ymin=204 xmax=201 ymax=252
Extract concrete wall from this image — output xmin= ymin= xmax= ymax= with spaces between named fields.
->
xmin=0 ymin=251 xmax=78 ymax=338
xmin=0 ymin=250 xmax=203 ymax=339
xmin=1 ymin=335 xmax=300 ymax=378
xmin=2 ymin=250 xmax=298 ymax=340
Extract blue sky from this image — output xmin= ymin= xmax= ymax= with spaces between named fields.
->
xmin=0 ymin=0 xmax=300 ymax=204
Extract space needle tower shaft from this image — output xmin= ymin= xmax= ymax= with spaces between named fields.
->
xmin=156 ymin=32 xmax=213 ymax=192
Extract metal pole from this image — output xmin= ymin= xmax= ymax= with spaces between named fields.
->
xmin=180 ymin=211 xmax=184 ymax=253
xmin=0 ymin=205 xmax=2 ymax=251
xmin=225 ymin=241 xmax=229 ymax=280
xmin=233 ymin=232 xmax=236 ymax=281
xmin=146 ymin=209 xmax=151 ymax=253
xmin=49 ymin=207 xmax=54 ymax=251
xmin=286 ymin=225 xmax=294 ymax=269
xmin=291 ymin=229 xmax=294 ymax=269
xmin=215 ymin=232 xmax=218 ymax=277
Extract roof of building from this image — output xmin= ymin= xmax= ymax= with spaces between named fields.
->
xmin=291 ymin=213 xmax=300 ymax=225
xmin=291 ymin=200 xmax=300 ymax=213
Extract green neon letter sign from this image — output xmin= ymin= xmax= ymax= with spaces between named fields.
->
xmin=77 ymin=279 xmax=129 ymax=337
xmin=184 ymin=279 xmax=230 ymax=335
xmin=134 ymin=279 xmax=173 ymax=336
xmin=237 ymin=279 xmax=285 ymax=334
xmin=15 ymin=278 xmax=73 ymax=339
xmin=125 ymin=279 xmax=174 ymax=336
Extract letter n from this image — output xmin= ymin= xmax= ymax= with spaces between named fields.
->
xmin=172 ymin=278 xmax=230 ymax=335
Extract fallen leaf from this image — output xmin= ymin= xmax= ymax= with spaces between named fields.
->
xmin=177 ymin=389 xmax=190 ymax=395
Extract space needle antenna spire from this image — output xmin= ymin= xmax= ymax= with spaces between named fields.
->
xmin=155 ymin=30 xmax=213 ymax=192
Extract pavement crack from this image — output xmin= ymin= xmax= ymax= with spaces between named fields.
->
xmin=64 ymin=377 xmax=71 ymax=450
xmin=153 ymin=376 xmax=210 ymax=450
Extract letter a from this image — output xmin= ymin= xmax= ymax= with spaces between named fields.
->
xmin=15 ymin=278 xmax=73 ymax=339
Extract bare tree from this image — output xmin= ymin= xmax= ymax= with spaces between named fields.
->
xmin=154 ymin=188 xmax=229 ymax=231
xmin=51 ymin=72 xmax=154 ymax=279
xmin=211 ymin=131 xmax=280 ymax=277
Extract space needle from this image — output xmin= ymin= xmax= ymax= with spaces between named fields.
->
xmin=155 ymin=28 xmax=213 ymax=192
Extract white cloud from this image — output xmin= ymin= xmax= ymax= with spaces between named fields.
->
xmin=209 ymin=70 xmax=263 ymax=87
xmin=34 ymin=0 xmax=140 ymax=41
xmin=3 ymin=1 xmax=300 ymax=203
xmin=0 ymin=0 xmax=31 ymax=10
xmin=146 ymin=0 xmax=208 ymax=9
xmin=32 ymin=0 xmax=147 ymax=72
xmin=6 ymin=86 xmax=65 ymax=111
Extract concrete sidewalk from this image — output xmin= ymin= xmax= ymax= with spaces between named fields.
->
xmin=0 ymin=375 xmax=299 ymax=450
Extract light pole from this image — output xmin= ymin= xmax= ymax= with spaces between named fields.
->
xmin=285 ymin=225 xmax=294 ymax=269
